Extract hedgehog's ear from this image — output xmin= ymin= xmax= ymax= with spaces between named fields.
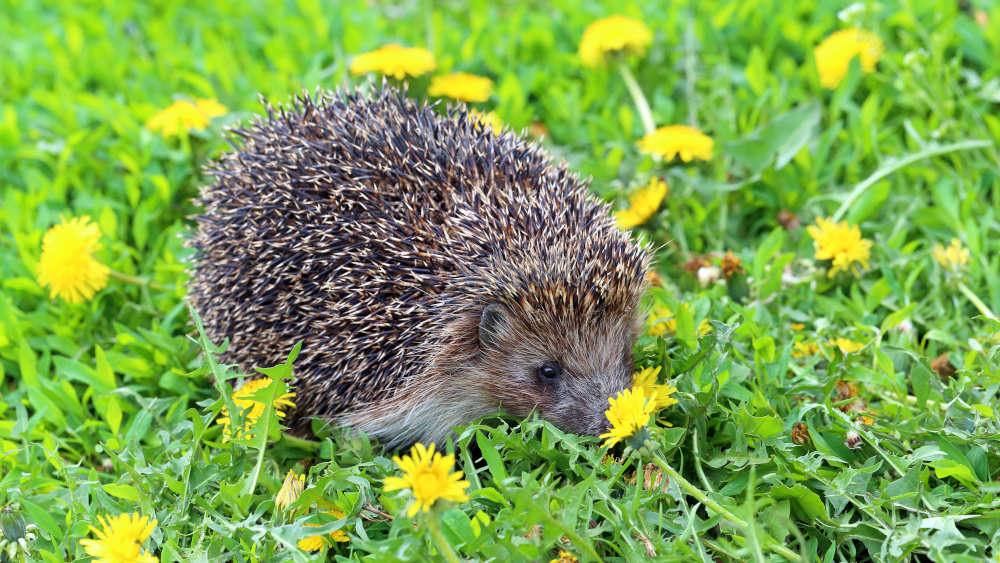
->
xmin=479 ymin=303 xmax=511 ymax=349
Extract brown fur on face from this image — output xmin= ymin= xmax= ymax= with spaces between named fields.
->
xmin=473 ymin=302 xmax=640 ymax=436
xmin=347 ymin=299 xmax=643 ymax=448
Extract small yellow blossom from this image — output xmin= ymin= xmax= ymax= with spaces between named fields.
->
xmin=632 ymin=366 xmax=678 ymax=412
xmin=600 ymin=386 xmax=655 ymax=448
xmin=857 ymin=414 xmax=875 ymax=426
xmin=216 ymin=377 xmax=296 ymax=440
xmin=428 ymin=72 xmax=494 ymax=102
xmin=275 ymin=470 xmax=305 ymax=510
xmin=551 ymin=550 xmax=580 ymax=563
xmin=349 ymin=44 xmax=435 ymax=79
xmin=647 ymin=303 xmax=711 ymax=337
xmin=831 ymin=338 xmax=864 ymax=354
xmin=384 ymin=443 xmax=470 ymax=517
xmin=615 ymin=178 xmax=668 ymax=229
xmin=814 ymin=29 xmax=883 ymax=88
xmin=792 ymin=341 xmax=820 ymax=358
xmin=806 ymin=217 xmax=872 ymax=277
xmin=932 ymin=238 xmax=970 ymax=274
xmin=790 ymin=323 xmax=805 ymax=331
xmin=145 ymin=98 xmax=227 ymax=137
xmin=468 ymin=110 xmax=504 ymax=135
xmin=37 ymin=216 xmax=109 ymax=303
xmin=578 ymin=15 xmax=653 ymax=67
xmin=79 ymin=513 xmax=158 ymax=563
xmin=637 ymin=125 xmax=714 ymax=162
xmin=297 ymin=508 xmax=349 ymax=551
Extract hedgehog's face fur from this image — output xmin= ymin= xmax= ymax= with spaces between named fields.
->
xmin=474 ymin=302 xmax=640 ymax=436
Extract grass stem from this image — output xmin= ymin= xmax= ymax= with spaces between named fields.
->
xmin=617 ymin=61 xmax=655 ymax=135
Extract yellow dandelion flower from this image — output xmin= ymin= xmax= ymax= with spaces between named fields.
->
xmin=814 ymin=29 xmax=884 ymax=89
xmin=578 ymin=15 xmax=653 ymax=67
xmin=145 ymin=98 xmax=227 ymax=137
xmin=79 ymin=513 xmax=158 ymax=563
xmin=428 ymin=72 xmax=494 ymax=102
xmin=384 ymin=443 xmax=470 ymax=517
xmin=600 ymin=386 xmax=655 ymax=448
xmin=932 ymin=238 xmax=970 ymax=274
xmin=349 ymin=44 xmax=436 ymax=79
xmin=831 ymin=338 xmax=864 ymax=354
xmin=37 ymin=216 xmax=109 ymax=303
xmin=550 ymin=550 xmax=580 ymax=563
xmin=791 ymin=341 xmax=820 ymax=358
xmin=216 ymin=377 xmax=296 ymax=440
xmin=468 ymin=109 xmax=504 ymax=135
xmin=637 ymin=125 xmax=714 ymax=162
xmin=297 ymin=508 xmax=349 ymax=551
xmin=806 ymin=217 xmax=872 ymax=277
xmin=632 ymin=366 xmax=678 ymax=412
xmin=646 ymin=303 xmax=711 ymax=337
xmin=615 ymin=177 xmax=668 ymax=229
xmin=275 ymin=469 xmax=306 ymax=510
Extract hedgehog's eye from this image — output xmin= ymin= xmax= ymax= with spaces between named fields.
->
xmin=536 ymin=361 xmax=562 ymax=382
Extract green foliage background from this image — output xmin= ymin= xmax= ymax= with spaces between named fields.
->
xmin=2 ymin=0 xmax=1000 ymax=561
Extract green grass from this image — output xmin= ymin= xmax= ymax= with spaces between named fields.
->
xmin=2 ymin=0 xmax=1000 ymax=561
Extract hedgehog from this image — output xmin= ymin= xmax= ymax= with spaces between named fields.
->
xmin=188 ymin=85 xmax=651 ymax=448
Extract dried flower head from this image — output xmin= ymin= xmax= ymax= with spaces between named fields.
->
xmin=721 ymin=251 xmax=744 ymax=279
xmin=37 ymin=216 xmax=110 ymax=303
xmin=578 ymin=15 xmax=653 ymax=67
xmin=383 ymin=443 xmax=470 ymax=517
xmin=600 ymin=386 xmax=655 ymax=448
xmin=633 ymin=462 xmax=670 ymax=494
xmin=428 ymin=72 xmax=494 ymax=102
xmin=833 ymin=380 xmax=866 ymax=414
xmin=146 ymin=98 xmax=227 ymax=137
xmin=931 ymin=238 xmax=970 ymax=275
xmin=349 ymin=44 xmax=436 ymax=79
xmin=814 ymin=29 xmax=883 ymax=88
xmin=637 ymin=125 xmax=714 ymax=162
xmin=806 ymin=217 xmax=872 ymax=277
xmin=79 ymin=513 xmax=158 ymax=563
xmin=931 ymin=353 xmax=956 ymax=379
xmin=777 ymin=210 xmax=801 ymax=230
xmin=844 ymin=429 xmax=862 ymax=450
xmin=791 ymin=422 xmax=810 ymax=445
xmin=615 ymin=178 xmax=668 ymax=229
xmin=216 ymin=377 xmax=296 ymax=440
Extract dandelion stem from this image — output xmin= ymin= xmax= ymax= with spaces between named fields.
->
xmin=425 ymin=509 xmax=461 ymax=563
xmin=831 ymin=139 xmax=992 ymax=223
xmin=617 ymin=61 xmax=656 ymax=135
xmin=108 ymin=269 xmax=175 ymax=292
xmin=279 ymin=432 xmax=321 ymax=452
xmin=650 ymin=452 xmax=802 ymax=562
xmin=957 ymin=281 xmax=998 ymax=321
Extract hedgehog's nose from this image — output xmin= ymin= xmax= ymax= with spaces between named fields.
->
xmin=588 ymin=411 xmax=612 ymax=437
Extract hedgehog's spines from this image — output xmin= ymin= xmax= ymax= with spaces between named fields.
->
xmin=188 ymin=86 xmax=650 ymax=437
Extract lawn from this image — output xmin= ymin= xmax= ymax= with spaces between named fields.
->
xmin=2 ymin=0 xmax=1000 ymax=561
